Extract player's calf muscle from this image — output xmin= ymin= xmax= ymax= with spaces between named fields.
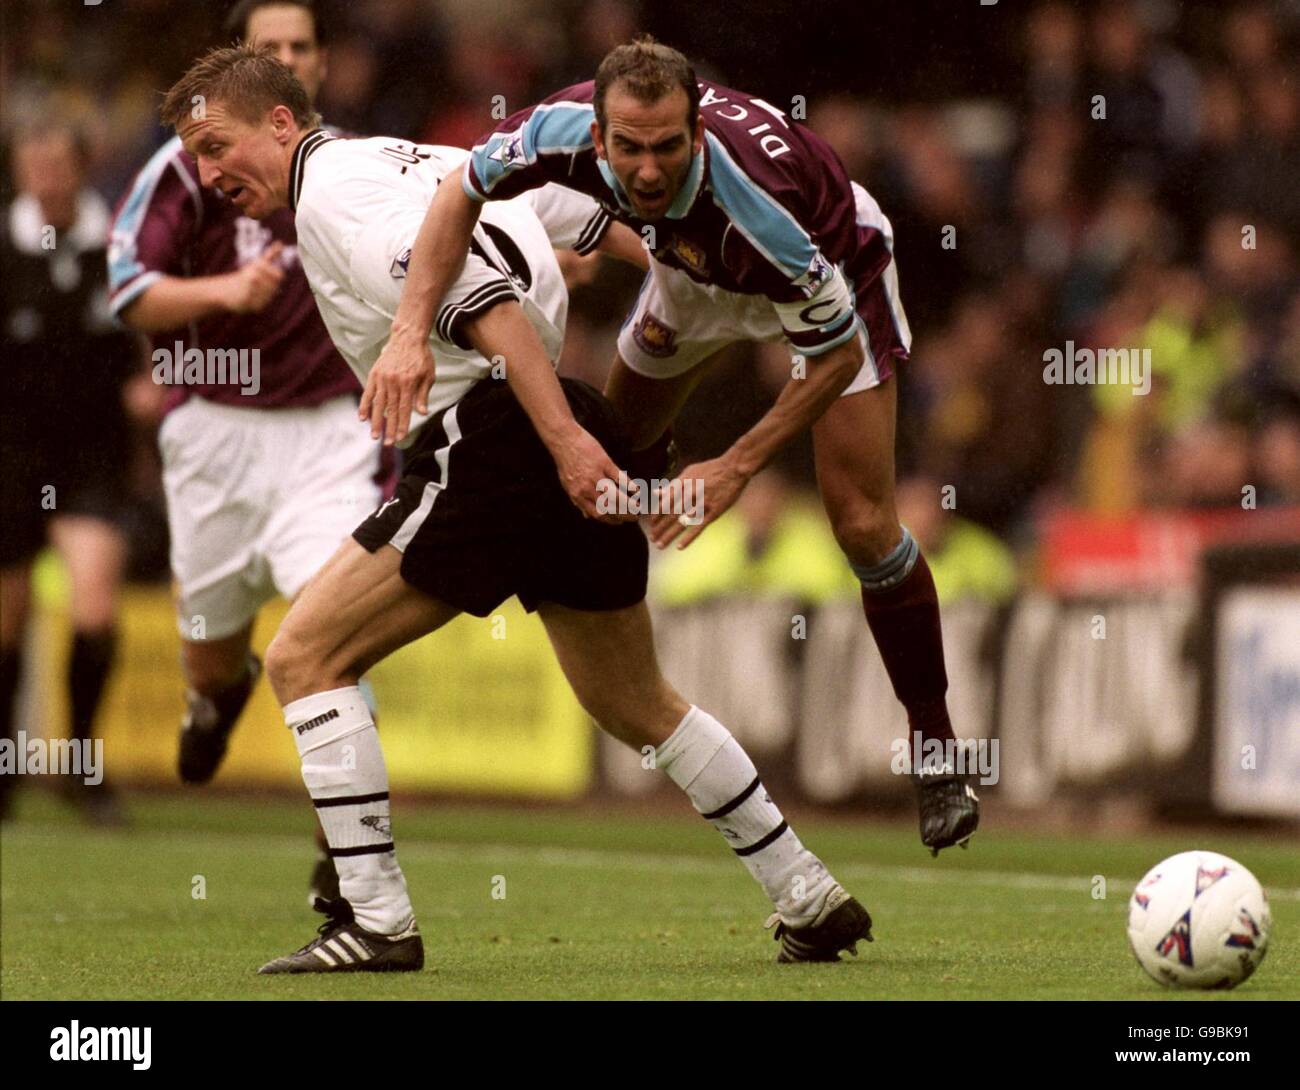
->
xmin=540 ymin=603 xmax=689 ymax=747
xmin=569 ymin=652 xmax=691 ymax=749
xmin=582 ymin=679 xmax=687 ymax=749
xmin=182 ymin=631 xmax=254 ymax=695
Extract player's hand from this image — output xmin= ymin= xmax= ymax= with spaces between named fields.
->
xmin=551 ymin=425 xmax=640 ymax=523
xmin=361 ymin=329 xmax=436 ymax=446
xmin=555 ymin=248 xmax=601 ymax=292
xmin=121 ymin=371 xmax=167 ymax=425
xmin=648 ymin=456 xmax=749 ymax=550
xmin=223 ymin=240 xmax=286 ymax=313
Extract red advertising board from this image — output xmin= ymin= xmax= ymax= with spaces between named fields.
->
xmin=1040 ymin=507 xmax=1300 ymax=594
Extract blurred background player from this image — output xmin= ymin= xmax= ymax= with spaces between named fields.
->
xmin=1 ymin=121 xmax=142 ymax=825
xmin=107 ymin=0 xmax=380 ymax=902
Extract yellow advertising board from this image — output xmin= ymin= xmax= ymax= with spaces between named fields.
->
xmin=25 ymin=560 xmax=594 ymax=799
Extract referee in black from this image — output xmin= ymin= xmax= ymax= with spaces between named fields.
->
xmin=1 ymin=119 xmax=143 ymax=824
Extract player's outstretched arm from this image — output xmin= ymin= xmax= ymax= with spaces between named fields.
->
xmin=463 ymin=301 xmax=638 ymax=524
xmin=649 ymin=334 xmax=864 ymax=550
xmin=120 ymin=241 xmax=286 ymax=332
xmin=596 ymin=222 xmax=651 ymax=271
xmin=362 ymin=178 xmax=482 ymax=445
xmin=730 ymin=334 xmax=865 ymax=474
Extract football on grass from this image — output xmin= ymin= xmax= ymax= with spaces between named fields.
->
xmin=1127 ymin=850 xmax=1271 ymax=989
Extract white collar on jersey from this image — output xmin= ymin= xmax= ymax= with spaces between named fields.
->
xmin=596 ymin=139 xmax=706 ymax=222
xmin=288 ymin=128 xmax=335 ymax=213
xmin=8 ymin=190 xmax=111 ymax=255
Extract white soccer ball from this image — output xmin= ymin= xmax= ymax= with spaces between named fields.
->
xmin=1127 ymin=850 xmax=1271 ymax=989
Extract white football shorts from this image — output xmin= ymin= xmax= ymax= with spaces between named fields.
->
xmin=159 ymin=394 xmax=383 ymax=640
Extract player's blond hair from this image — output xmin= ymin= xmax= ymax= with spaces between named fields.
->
xmin=160 ymin=44 xmax=321 ymax=132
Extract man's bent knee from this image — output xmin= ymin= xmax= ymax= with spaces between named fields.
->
xmin=265 ymin=626 xmax=355 ymax=705
xmin=829 ymin=503 xmax=903 ymax=569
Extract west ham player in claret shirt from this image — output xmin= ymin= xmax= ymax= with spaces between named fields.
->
xmin=107 ymin=0 xmax=376 ymax=906
xmin=369 ymin=38 xmax=980 ymax=856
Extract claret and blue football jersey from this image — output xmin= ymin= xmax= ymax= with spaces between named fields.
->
xmin=464 ymin=79 xmax=900 ymax=359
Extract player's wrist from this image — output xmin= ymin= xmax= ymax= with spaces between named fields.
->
xmin=213 ymin=270 xmax=250 ymax=312
xmin=388 ymin=316 xmax=432 ymax=348
xmin=725 ymin=438 xmax=765 ymax=481
xmin=540 ymin=417 xmax=589 ymax=458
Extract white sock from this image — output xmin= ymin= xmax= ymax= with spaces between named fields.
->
xmin=656 ymin=706 xmax=837 ymax=927
xmin=284 ymin=687 xmax=415 ymax=936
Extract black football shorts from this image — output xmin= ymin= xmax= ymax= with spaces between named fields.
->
xmin=0 ymin=435 xmax=131 ymax=567
xmin=352 ymin=377 xmax=648 ymax=617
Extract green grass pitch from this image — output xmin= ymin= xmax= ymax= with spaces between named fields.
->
xmin=2 ymin=791 xmax=1296 ymax=1000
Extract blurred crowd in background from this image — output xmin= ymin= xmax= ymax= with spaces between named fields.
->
xmin=3 ymin=0 xmax=1298 ymax=607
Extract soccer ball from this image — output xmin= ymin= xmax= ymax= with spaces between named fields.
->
xmin=1127 ymin=850 xmax=1271 ymax=989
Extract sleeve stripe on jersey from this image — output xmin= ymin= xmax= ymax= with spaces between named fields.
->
xmin=462 ymin=159 xmax=489 ymax=202
xmin=468 ymin=101 xmax=596 ymax=199
xmin=573 ymin=209 xmax=612 ymax=255
xmin=703 ymin=132 xmax=817 ymax=280
xmin=435 ymin=280 xmax=518 ymax=349
xmin=790 ymin=312 xmax=862 ymax=357
xmin=786 ymin=308 xmax=856 ymax=351
xmin=107 ymin=137 xmax=196 ymax=297
xmin=108 ymin=270 xmax=164 ymax=319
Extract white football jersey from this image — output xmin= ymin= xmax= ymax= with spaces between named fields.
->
xmin=289 ymin=130 xmax=611 ymax=439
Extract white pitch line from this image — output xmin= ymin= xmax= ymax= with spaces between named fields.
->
xmin=8 ymin=825 xmax=1300 ymax=902
xmin=412 ymin=842 xmax=1300 ymax=902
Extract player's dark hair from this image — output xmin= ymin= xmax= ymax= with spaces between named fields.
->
xmin=161 ymin=44 xmax=322 ymax=132
xmin=225 ymin=0 xmax=328 ymax=45
xmin=593 ymin=36 xmax=699 ymax=131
